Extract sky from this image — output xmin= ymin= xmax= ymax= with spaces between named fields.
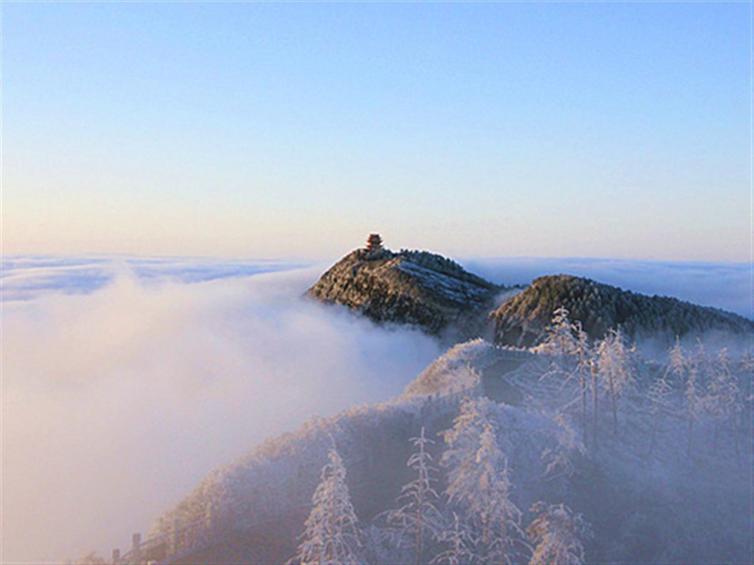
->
xmin=2 ymin=2 xmax=751 ymax=261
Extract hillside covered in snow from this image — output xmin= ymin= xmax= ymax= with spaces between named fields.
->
xmin=128 ymin=312 xmax=751 ymax=565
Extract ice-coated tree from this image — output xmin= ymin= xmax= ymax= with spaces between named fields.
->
xmin=705 ymin=348 xmax=742 ymax=452
xmin=292 ymin=447 xmax=363 ymax=565
xmin=431 ymin=513 xmax=475 ymax=565
xmin=590 ymin=358 xmax=599 ymax=448
xmin=596 ymin=329 xmax=634 ymax=435
xmin=527 ymin=502 xmax=592 ymax=565
xmin=442 ymin=408 xmax=525 ymax=565
xmin=541 ymin=415 xmax=585 ymax=481
xmin=385 ymin=427 xmax=443 ymax=565
xmin=540 ymin=307 xmax=580 ymax=357
xmin=666 ymin=337 xmax=687 ymax=385
xmin=573 ymin=323 xmax=592 ymax=440
xmin=441 ymin=397 xmax=496 ymax=463
xmin=646 ymin=372 xmax=674 ymax=456
xmin=537 ymin=307 xmax=580 ymax=380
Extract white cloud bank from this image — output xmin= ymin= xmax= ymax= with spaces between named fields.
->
xmin=2 ymin=265 xmax=440 ymax=562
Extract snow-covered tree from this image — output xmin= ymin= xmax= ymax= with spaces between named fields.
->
xmin=537 ymin=307 xmax=580 ymax=381
xmin=385 ymin=427 xmax=443 ymax=565
xmin=541 ymin=415 xmax=585 ymax=481
xmin=292 ymin=447 xmax=363 ymax=565
xmin=539 ymin=307 xmax=580 ymax=357
xmin=442 ymin=403 xmax=526 ymax=564
xmin=441 ymin=397 xmax=497 ymax=464
xmin=590 ymin=358 xmax=599 ymax=448
xmin=431 ymin=513 xmax=475 ymax=565
xmin=666 ymin=337 xmax=687 ymax=385
xmin=527 ymin=502 xmax=592 ymax=565
xmin=595 ymin=329 xmax=634 ymax=435
xmin=573 ymin=323 xmax=592 ymax=440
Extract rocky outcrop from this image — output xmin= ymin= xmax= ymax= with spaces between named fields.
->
xmin=307 ymin=247 xmax=501 ymax=337
xmin=491 ymin=274 xmax=754 ymax=347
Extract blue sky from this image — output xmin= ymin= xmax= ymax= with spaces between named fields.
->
xmin=3 ymin=2 xmax=750 ymax=260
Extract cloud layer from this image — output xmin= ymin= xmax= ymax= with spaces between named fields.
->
xmin=2 ymin=263 xmax=440 ymax=562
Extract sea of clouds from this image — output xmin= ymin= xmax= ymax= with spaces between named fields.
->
xmin=1 ymin=254 xmax=750 ymax=562
xmin=2 ymin=258 xmax=441 ymax=562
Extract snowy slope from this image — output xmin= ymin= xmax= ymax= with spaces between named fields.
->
xmin=146 ymin=338 xmax=751 ymax=564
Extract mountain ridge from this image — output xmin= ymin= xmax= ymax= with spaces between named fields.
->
xmin=306 ymin=245 xmax=501 ymax=338
xmin=491 ymin=274 xmax=754 ymax=347
xmin=307 ymin=240 xmax=753 ymax=346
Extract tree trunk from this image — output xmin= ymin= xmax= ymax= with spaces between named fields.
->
xmin=591 ymin=364 xmax=598 ymax=448
xmin=415 ymin=498 xmax=423 ymax=565
xmin=608 ymin=373 xmax=618 ymax=435
xmin=580 ymin=369 xmax=587 ymax=444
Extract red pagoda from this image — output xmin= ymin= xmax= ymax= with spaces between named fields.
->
xmin=366 ymin=233 xmax=383 ymax=253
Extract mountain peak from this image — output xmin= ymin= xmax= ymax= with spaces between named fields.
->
xmin=307 ymin=240 xmax=500 ymax=337
xmin=491 ymin=273 xmax=754 ymax=346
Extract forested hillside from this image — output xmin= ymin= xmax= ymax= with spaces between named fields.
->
xmin=138 ymin=310 xmax=751 ymax=564
xmin=306 ymin=244 xmax=500 ymax=338
xmin=492 ymin=274 xmax=754 ymax=347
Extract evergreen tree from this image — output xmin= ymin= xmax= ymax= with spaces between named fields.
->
xmin=596 ymin=329 xmax=634 ymax=435
xmin=385 ymin=427 xmax=443 ymax=565
xmin=527 ymin=503 xmax=591 ymax=565
xmin=666 ymin=337 xmax=687 ymax=385
xmin=537 ymin=307 xmax=580 ymax=381
xmin=431 ymin=513 xmax=475 ymax=565
xmin=541 ymin=415 xmax=585 ymax=481
xmin=292 ymin=447 xmax=362 ymax=565
xmin=442 ymin=403 xmax=526 ymax=564
xmin=573 ymin=323 xmax=592 ymax=441
xmin=540 ymin=307 xmax=579 ymax=355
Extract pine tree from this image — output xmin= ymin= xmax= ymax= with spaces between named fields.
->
xmin=590 ymin=359 xmax=599 ymax=449
xmin=442 ymin=403 xmax=525 ymax=565
xmin=527 ymin=503 xmax=591 ymax=565
xmin=430 ymin=513 xmax=475 ymax=565
xmin=542 ymin=307 xmax=577 ymax=350
xmin=292 ymin=447 xmax=362 ymax=565
xmin=537 ymin=307 xmax=580 ymax=380
xmin=596 ymin=329 xmax=634 ymax=435
xmin=385 ymin=427 xmax=443 ymax=565
xmin=666 ymin=336 xmax=687 ymax=385
xmin=573 ymin=323 xmax=592 ymax=442
xmin=541 ymin=415 xmax=585 ymax=481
